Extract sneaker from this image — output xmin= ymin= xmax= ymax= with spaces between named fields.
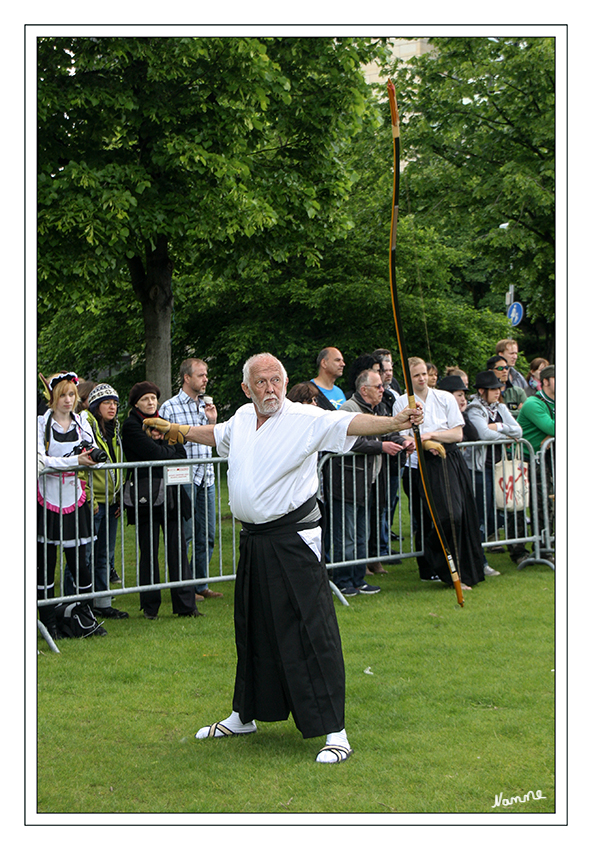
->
xmin=340 ymin=586 xmax=360 ymax=597
xmin=357 ymin=583 xmax=381 ymax=594
xmin=483 ymin=564 xmax=500 ymax=577
xmin=110 ymin=568 xmax=121 ymax=583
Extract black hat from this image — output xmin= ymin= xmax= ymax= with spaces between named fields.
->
xmin=475 ymin=371 xmax=503 ymax=390
xmin=128 ymin=381 xmax=161 ymax=408
xmin=438 ymin=375 xmax=467 ymax=393
xmin=540 ymin=365 xmax=554 ymax=381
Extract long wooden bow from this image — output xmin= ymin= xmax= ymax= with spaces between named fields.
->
xmin=387 ymin=79 xmax=464 ymax=607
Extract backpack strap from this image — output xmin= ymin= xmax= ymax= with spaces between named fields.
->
xmin=537 ymin=391 xmax=555 ymax=419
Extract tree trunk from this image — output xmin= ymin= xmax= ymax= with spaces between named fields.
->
xmin=127 ymin=235 xmax=174 ymax=401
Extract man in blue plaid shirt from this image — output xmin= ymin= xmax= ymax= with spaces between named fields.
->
xmin=160 ymin=359 xmax=223 ymax=600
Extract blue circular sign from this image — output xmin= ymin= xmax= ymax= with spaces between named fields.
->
xmin=508 ymin=301 xmax=524 ymax=326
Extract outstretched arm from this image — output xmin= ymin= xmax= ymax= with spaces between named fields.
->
xmin=347 ymin=406 xmax=423 ymax=437
xmin=143 ymin=417 xmax=216 ymax=447
xmin=179 ymin=424 xmax=217 ymax=446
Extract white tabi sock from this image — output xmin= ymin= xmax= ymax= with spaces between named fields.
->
xmin=195 ymin=710 xmax=257 ymax=739
xmin=316 ymin=729 xmax=351 ymax=763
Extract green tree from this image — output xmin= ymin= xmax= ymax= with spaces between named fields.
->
xmin=37 ymin=36 xmax=386 ymax=397
xmin=391 ymin=37 xmax=555 ymax=359
xmin=39 ymin=37 xmax=540 ymax=406
xmin=169 ymin=82 xmax=510 ymax=411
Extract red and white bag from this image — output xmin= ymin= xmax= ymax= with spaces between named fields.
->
xmin=495 ymin=450 xmax=530 ymax=511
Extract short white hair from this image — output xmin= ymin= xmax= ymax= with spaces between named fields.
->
xmin=242 ymin=353 xmax=287 ymax=389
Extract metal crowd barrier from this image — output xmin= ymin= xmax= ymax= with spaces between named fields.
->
xmin=538 ymin=437 xmax=555 ymax=558
xmin=461 ymin=437 xmax=554 ymax=570
xmin=318 ymin=450 xmax=421 ymax=571
xmin=37 ymin=456 xmax=236 ymax=610
xmin=319 ymin=436 xmax=556 ymax=583
xmin=37 ymin=438 xmax=555 ymax=619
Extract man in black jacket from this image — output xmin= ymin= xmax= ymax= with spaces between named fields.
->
xmin=327 ymin=369 xmax=412 ymax=595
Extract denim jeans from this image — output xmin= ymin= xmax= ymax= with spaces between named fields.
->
xmin=329 ymin=499 xmax=368 ymax=590
xmin=378 ymin=460 xmax=401 ymax=556
xmin=183 ymin=482 xmax=216 ymax=593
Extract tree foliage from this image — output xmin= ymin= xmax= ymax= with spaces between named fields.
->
xmin=391 ymin=37 xmax=555 ymax=357
xmin=169 ymin=94 xmax=510 ymax=412
xmin=37 ymin=36 xmax=553 ymax=410
xmin=37 ymin=35 xmax=386 ymax=396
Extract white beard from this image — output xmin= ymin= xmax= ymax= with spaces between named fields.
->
xmin=255 ymin=393 xmax=284 ymax=417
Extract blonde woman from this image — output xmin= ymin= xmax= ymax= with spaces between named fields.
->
xmin=37 ymin=372 xmax=106 ymax=638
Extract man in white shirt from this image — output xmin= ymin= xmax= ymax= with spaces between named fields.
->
xmin=393 ymin=357 xmax=484 ymax=589
xmin=144 ymin=352 xmax=422 ymax=764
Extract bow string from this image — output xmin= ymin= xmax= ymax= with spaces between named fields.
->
xmin=387 ymin=79 xmax=464 ymax=607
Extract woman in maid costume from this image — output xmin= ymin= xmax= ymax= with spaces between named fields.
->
xmin=37 ymin=372 xmax=107 ymax=638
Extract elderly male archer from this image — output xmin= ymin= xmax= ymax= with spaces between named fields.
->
xmin=144 ymin=353 xmax=423 ymax=764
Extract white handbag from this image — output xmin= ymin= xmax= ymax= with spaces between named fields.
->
xmin=495 ymin=448 xmax=530 ymax=511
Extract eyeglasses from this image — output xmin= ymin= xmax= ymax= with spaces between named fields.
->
xmin=493 ymin=366 xmax=508 ymax=371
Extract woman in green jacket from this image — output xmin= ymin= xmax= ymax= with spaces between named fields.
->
xmin=83 ymin=383 xmax=128 ymax=619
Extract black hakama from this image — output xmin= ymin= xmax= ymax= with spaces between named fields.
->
xmin=232 ymin=497 xmax=346 ymax=739
xmin=408 ymin=446 xmax=485 ymax=587
xmin=425 ymin=447 xmax=485 ymax=586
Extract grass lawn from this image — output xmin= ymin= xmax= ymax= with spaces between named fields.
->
xmin=36 ymin=524 xmax=555 ymax=816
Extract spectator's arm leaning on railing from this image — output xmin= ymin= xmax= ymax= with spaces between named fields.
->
xmin=465 ymin=404 xmax=522 ymax=442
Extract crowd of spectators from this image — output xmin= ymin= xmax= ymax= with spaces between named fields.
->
xmin=37 ymin=338 xmax=554 ymax=638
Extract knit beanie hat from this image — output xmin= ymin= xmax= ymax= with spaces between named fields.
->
xmin=88 ymin=383 xmax=119 ymax=414
xmin=128 ymin=381 xmax=161 ymax=408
